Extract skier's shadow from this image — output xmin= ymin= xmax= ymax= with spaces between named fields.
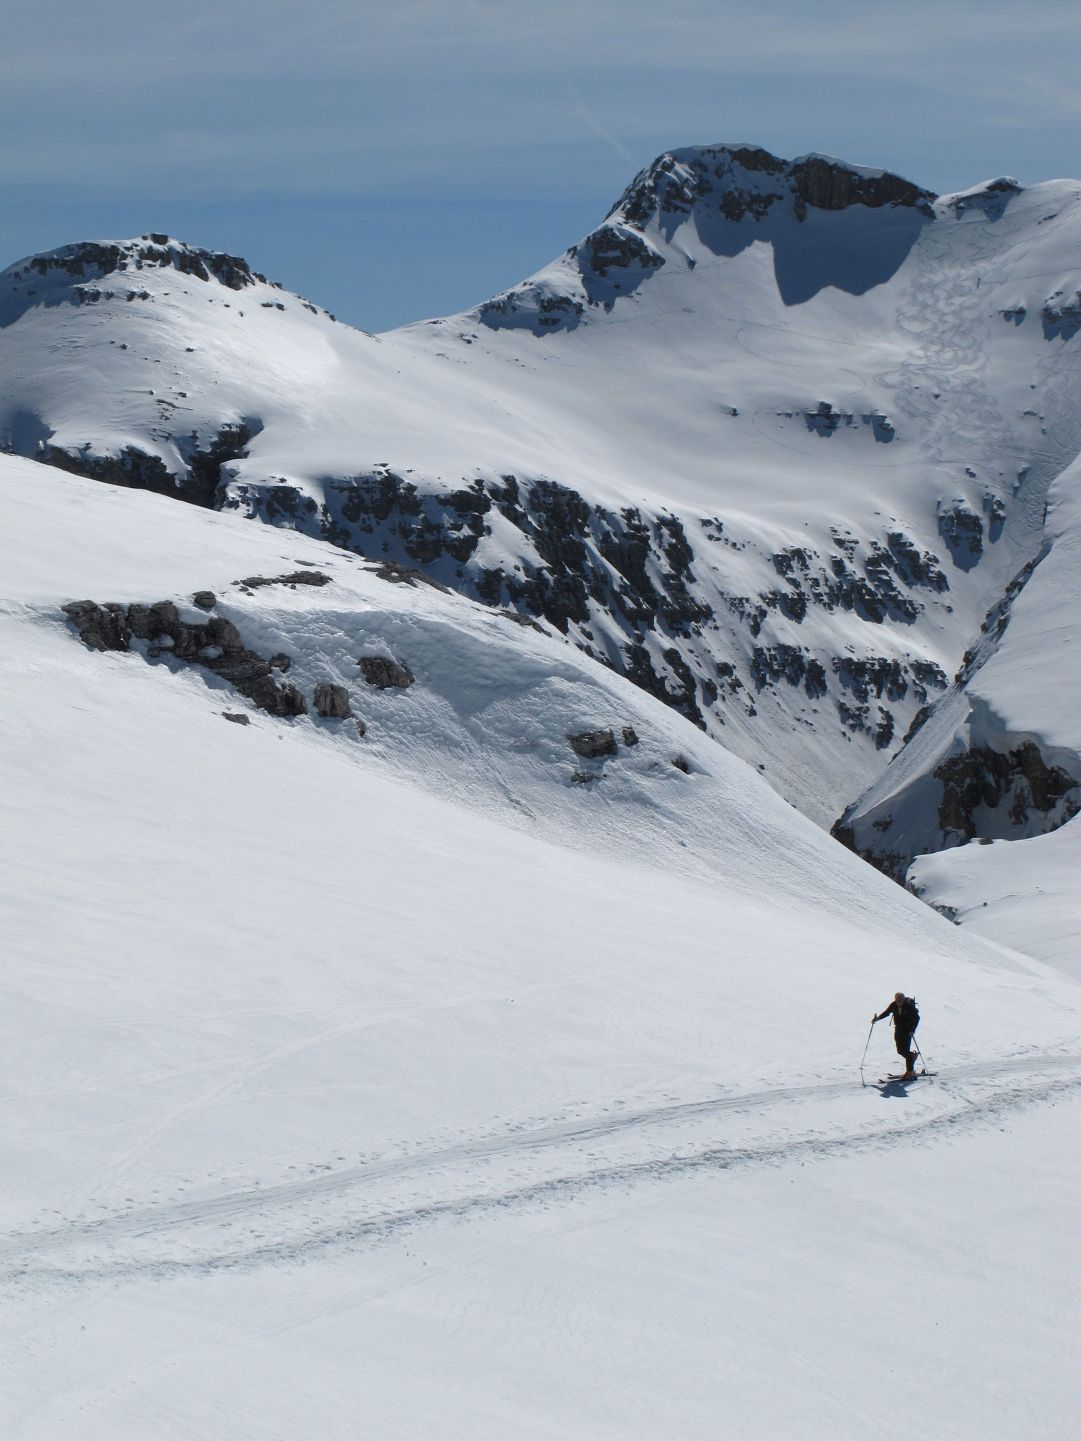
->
xmin=874 ymin=1078 xmax=912 ymax=1098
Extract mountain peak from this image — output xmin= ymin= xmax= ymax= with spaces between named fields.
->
xmin=614 ymin=143 xmax=936 ymax=230
xmin=0 ymin=235 xmax=280 ymax=333
xmin=3 ymin=234 xmax=265 ymax=292
xmin=474 ymin=142 xmax=937 ymax=335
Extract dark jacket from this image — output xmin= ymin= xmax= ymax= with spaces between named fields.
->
xmin=875 ymin=998 xmax=917 ymax=1034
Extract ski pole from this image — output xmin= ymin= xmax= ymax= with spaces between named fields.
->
xmin=859 ymin=1020 xmax=876 ymax=1087
xmin=914 ymin=1037 xmax=928 ymax=1076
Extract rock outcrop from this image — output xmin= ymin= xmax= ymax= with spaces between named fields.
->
xmin=314 ymin=683 xmax=353 ymax=718
xmin=568 ymin=728 xmax=618 ymax=759
xmin=62 ymin=600 xmax=306 ymax=716
xmin=44 ymin=421 xmax=260 ymax=510
xmin=358 ymin=656 xmax=414 ymax=690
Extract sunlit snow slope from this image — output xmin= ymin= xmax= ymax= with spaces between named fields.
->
xmin=2 ymin=141 xmax=1080 ymax=962
xmin=4 ymin=458 xmax=1081 ymax=1440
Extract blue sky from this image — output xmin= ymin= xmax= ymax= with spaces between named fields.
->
xmin=4 ymin=0 xmax=1081 ymax=331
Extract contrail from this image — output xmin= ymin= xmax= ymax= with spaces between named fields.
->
xmin=564 ymin=79 xmax=636 ymax=164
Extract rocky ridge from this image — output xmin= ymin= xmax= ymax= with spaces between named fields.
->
xmin=475 ymin=145 xmax=936 ymax=334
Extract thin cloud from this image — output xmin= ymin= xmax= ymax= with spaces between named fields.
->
xmin=4 ymin=0 xmax=1081 ymax=201
xmin=564 ymin=83 xmax=636 ymax=167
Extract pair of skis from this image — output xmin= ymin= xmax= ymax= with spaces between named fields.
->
xmin=877 ymin=1070 xmax=935 ymax=1084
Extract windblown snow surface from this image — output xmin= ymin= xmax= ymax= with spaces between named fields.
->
xmin=4 ymin=140 xmax=1081 ymax=1437
xmin=3 ymin=457 xmax=1081 ymax=1439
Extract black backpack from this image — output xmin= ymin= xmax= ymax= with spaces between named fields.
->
xmin=899 ymin=996 xmax=920 ymax=1031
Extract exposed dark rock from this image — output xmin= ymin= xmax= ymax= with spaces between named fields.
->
xmin=771 ymin=546 xmax=812 ymax=578
xmin=761 ymin=540 xmax=930 ymax=627
xmin=789 ymin=154 xmax=934 ymax=219
xmin=231 ymin=481 xmax=319 ymax=526
xmin=238 ymin=570 xmax=331 ymax=589
xmin=671 ymin=754 xmax=691 ymax=773
xmin=24 ymin=241 xmax=128 ymax=280
xmin=568 ymin=728 xmax=617 ymax=759
xmin=582 ymin=225 xmax=665 ymax=278
xmin=836 ymin=734 xmax=1080 ymax=885
xmin=359 ymin=655 xmax=415 ymax=689
xmin=62 ymin=599 xmax=307 ymax=717
xmin=270 ymin=653 xmax=292 ymax=672
xmin=938 ymin=502 xmax=983 ymax=570
xmin=936 ymin=742 xmax=1079 ymax=842
xmin=192 ymin=591 xmax=217 ymax=611
xmin=751 ymin=644 xmax=827 ymax=697
xmin=805 ymin=401 xmax=851 ymax=436
xmin=476 ymin=286 xmax=585 ymax=334
xmin=833 ymin=656 xmax=908 ymax=703
xmin=619 ymin=151 xmax=713 ymax=225
xmin=370 ymin=559 xmax=451 ymax=591
xmin=43 ymin=420 xmax=261 ymax=509
xmin=499 ymin=608 xmax=546 ymax=633
xmin=947 ymin=177 xmax=1021 ymax=222
xmin=598 ymin=508 xmax=662 ymax=623
xmin=903 ymin=704 xmax=933 ymax=743
xmin=314 ymin=683 xmax=353 ymax=718
xmin=761 ymin=585 xmax=808 ymax=623
xmin=616 ymin=145 xmax=934 ymax=237
xmin=622 ymin=725 xmax=640 ymax=747
xmin=181 ymin=422 xmax=259 ymax=506
xmin=874 ymin=711 xmax=895 ymax=750
xmin=322 ymin=469 xmax=484 ymax=567
xmin=881 ymin=533 xmax=948 ymax=591
xmin=45 ymin=444 xmax=181 ymax=502
xmin=956 ymin=555 xmax=1043 ymax=686
xmin=222 ymin=711 xmax=250 ymax=725
xmin=664 ymin=647 xmax=707 ymax=729
xmin=837 ymin=700 xmax=869 ymax=734
xmin=265 ymin=471 xmax=717 ymax=723
xmin=830 ymin=815 xmax=911 ymax=881
xmin=61 ymin=600 xmax=129 ymax=652
xmin=1041 ymin=288 xmax=1081 ymax=341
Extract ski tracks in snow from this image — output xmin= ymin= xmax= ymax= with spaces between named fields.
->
xmin=4 ymin=1052 xmax=1081 ymax=1291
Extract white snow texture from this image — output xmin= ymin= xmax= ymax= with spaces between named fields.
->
xmin=2 ymin=143 xmax=1080 ymax=1439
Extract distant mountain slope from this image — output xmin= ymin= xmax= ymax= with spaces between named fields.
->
xmin=842 ymin=453 xmax=1081 ymax=970
xmin=2 ymin=143 xmax=1081 ymax=945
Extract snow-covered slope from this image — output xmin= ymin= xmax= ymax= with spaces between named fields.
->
xmin=5 ymin=147 xmax=1081 ymax=844
xmin=3 ymin=140 xmax=1081 ymax=962
xmin=4 ymin=456 xmax=1081 ymax=1439
xmin=871 ymin=455 xmax=1081 ymax=973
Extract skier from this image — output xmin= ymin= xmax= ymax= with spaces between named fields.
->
xmin=872 ymin=992 xmax=920 ymax=1080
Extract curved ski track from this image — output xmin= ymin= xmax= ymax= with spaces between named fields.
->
xmin=4 ymin=1052 xmax=1080 ymax=1289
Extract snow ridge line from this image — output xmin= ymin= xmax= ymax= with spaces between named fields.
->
xmin=4 ymin=1058 xmax=1080 ymax=1289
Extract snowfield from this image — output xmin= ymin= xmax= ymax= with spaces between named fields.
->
xmin=3 ymin=458 xmax=1081 ymax=1438
xmin=3 ymin=138 xmax=1081 ymax=1437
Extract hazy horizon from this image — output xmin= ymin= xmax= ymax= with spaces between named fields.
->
xmin=5 ymin=0 xmax=1081 ymax=331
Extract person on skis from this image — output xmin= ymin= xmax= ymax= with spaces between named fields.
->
xmin=872 ymin=992 xmax=920 ymax=1079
